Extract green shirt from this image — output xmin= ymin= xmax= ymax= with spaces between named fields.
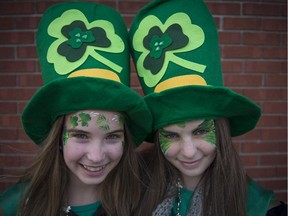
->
xmin=0 ymin=182 xmax=102 ymax=216
xmin=171 ymin=187 xmax=193 ymax=216
xmin=71 ymin=201 xmax=101 ymax=216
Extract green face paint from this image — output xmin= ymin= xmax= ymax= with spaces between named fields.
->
xmin=69 ymin=112 xmax=92 ymax=128
xmin=177 ymin=122 xmax=186 ymax=128
xmin=112 ymin=114 xmax=124 ymax=128
xmin=118 ymin=115 xmax=124 ymax=128
xmin=79 ymin=112 xmax=91 ymax=127
xmin=70 ymin=115 xmax=78 ymax=128
xmin=62 ymin=127 xmax=69 ymax=146
xmin=96 ymin=114 xmax=110 ymax=131
xmin=159 ymin=129 xmax=173 ymax=155
xmin=194 ymin=120 xmax=216 ymax=146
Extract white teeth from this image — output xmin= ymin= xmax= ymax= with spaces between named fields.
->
xmin=82 ymin=165 xmax=105 ymax=172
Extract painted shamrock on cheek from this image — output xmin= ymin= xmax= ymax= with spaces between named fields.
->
xmin=196 ymin=120 xmax=216 ymax=146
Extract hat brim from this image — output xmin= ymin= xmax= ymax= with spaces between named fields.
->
xmin=22 ymin=77 xmax=152 ymax=146
xmin=145 ymin=85 xmax=261 ymax=141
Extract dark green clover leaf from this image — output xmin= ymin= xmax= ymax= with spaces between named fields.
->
xmin=132 ymin=13 xmax=206 ymax=87
xmin=149 ymin=34 xmax=172 ymax=59
xmin=143 ymin=24 xmax=188 ymax=75
xmin=67 ymin=27 xmax=95 ymax=49
xmin=58 ymin=21 xmax=111 ymax=62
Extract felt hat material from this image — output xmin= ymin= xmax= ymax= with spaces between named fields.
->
xmin=129 ymin=0 xmax=261 ymax=139
xmin=22 ymin=2 xmax=152 ymax=146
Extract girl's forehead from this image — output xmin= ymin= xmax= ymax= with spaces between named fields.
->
xmin=64 ymin=110 xmax=124 ymax=130
xmin=163 ymin=119 xmax=205 ymax=131
xmin=67 ymin=110 xmax=121 ymax=118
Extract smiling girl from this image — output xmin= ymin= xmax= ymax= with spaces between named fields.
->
xmin=0 ymin=2 xmax=152 ymax=216
xmin=129 ymin=0 xmax=286 ymax=215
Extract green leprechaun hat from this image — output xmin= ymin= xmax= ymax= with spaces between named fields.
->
xmin=129 ymin=0 xmax=261 ymax=139
xmin=22 ymin=1 xmax=152 ymax=146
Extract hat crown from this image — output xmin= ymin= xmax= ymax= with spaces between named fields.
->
xmin=22 ymin=2 xmax=153 ymax=146
xmin=37 ymin=2 xmax=130 ymax=85
xmin=130 ymin=0 xmax=222 ymax=95
xmin=129 ymin=0 xmax=261 ymax=138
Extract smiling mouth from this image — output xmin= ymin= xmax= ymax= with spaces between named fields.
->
xmin=82 ymin=164 xmax=106 ymax=172
xmin=180 ymin=159 xmax=201 ymax=167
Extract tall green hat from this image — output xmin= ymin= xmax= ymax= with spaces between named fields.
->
xmin=129 ymin=0 xmax=261 ymax=139
xmin=22 ymin=2 xmax=152 ymax=146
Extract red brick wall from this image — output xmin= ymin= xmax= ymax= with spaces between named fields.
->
xmin=0 ymin=0 xmax=287 ymax=202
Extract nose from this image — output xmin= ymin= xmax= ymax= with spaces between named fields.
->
xmin=86 ymin=140 xmax=105 ymax=162
xmin=180 ymin=137 xmax=197 ymax=158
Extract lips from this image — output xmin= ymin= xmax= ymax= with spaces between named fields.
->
xmin=81 ymin=164 xmax=107 ymax=173
xmin=180 ymin=158 xmax=201 ymax=168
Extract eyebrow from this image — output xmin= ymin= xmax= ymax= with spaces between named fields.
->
xmin=160 ymin=129 xmax=178 ymax=134
xmin=106 ymin=129 xmax=124 ymax=134
xmin=65 ymin=128 xmax=124 ymax=134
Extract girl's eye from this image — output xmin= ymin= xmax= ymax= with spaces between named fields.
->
xmin=105 ymin=133 xmax=124 ymax=142
xmin=160 ymin=131 xmax=179 ymax=140
xmin=193 ymin=120 xmax=215 ymax=136
xmin=166 ymin=133 xmax=179 ymax=139
xmin=71 ymin=133 xmax=88 ymax=140
xmin=106 ymin=134 xmax=119 ymax=140
xmin=193 ymin=129 xmax=209 ymax=136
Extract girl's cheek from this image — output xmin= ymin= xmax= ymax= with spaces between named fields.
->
xmin=162 ymin=142 xmax=178 ymax=157
xmin=160 ymin=139 xmax=173 ymax=155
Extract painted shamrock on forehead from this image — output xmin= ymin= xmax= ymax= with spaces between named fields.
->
xmin=69 ymin=112 xmax=92 ymax=128
xmin=177 ymin=122 xmax=186 ymax=128
xmin=96 ymin=114 xmax=110 ymax=131
xmin=91 ymin=112 xmax=123 ymax=131
xmin=69 ymin=112 xmax=123 ymax=132
xmin=132 ymin=12 xmax=206 ymax=87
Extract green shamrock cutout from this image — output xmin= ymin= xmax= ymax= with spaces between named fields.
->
xmin=67 ymin=27 xmax=95 ymax=49
xmin=47 ymin=9 xmax=125 ymax=75
xmin=132 ymin=12 xmax=206 ymax=87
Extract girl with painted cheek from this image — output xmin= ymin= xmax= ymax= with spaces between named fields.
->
xmin=0 ymin=2 xmax=153 ymax=215
xmin=130 ymin=0 xmax=286 ymax=215
xmin=159 ymin=120 xmax=216 ymax=192
xmin=62 ymin=110 xmax=124 ymax=189
xmin=60 ymin=110 xmax=126 ymax=215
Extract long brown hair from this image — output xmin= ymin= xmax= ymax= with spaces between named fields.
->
xmin=18 ymin=115 xmax=143 ymax=216
xmin=139 ymin=118 xmax=247 ymax=216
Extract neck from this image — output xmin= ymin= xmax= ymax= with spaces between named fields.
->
xmin=66 ymin=175 xmax=100 ymax=206
xmin=181 ymin=174 xmax=201 ymax=191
